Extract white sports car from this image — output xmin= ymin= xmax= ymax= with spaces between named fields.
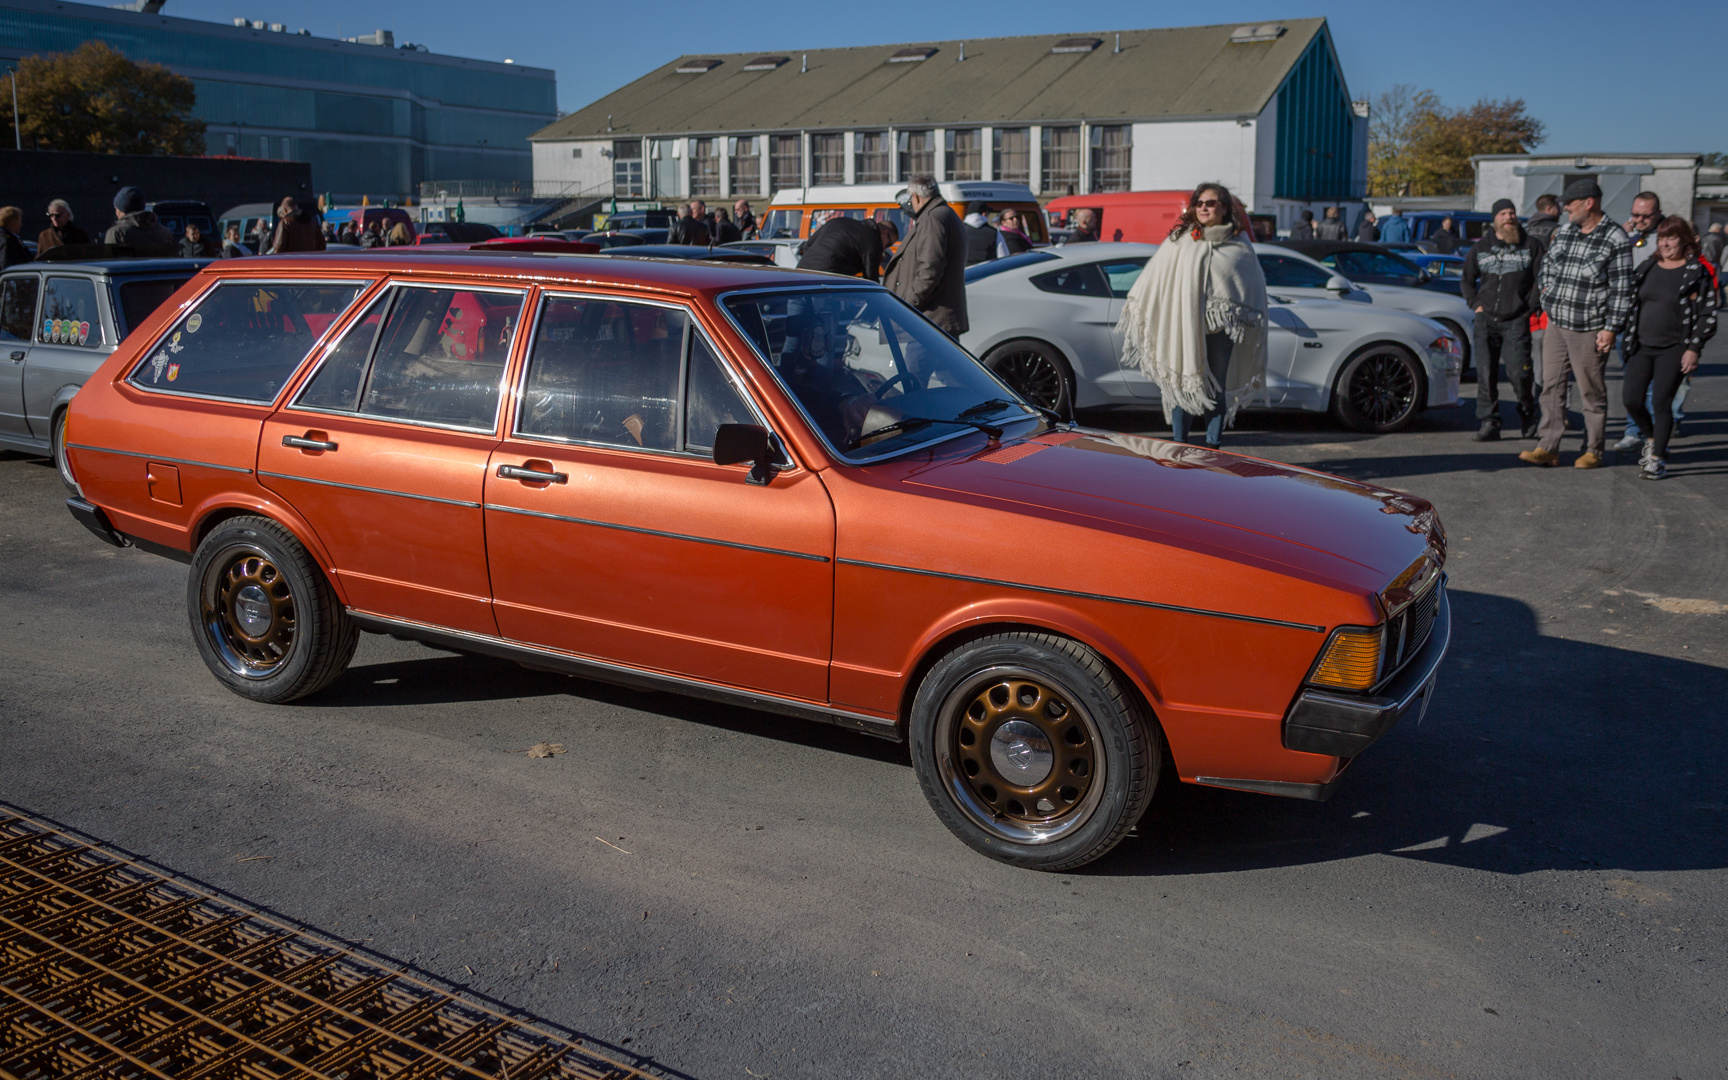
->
xmin=1254 ymin=244 xmax=1477 ymax=367
xmin=961 ymin=244 xmax=1464 ymax=433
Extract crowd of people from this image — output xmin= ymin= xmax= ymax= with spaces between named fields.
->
xmin=0 ymin=189 xmax=344 ymax=267
xmin=661 ymin=199 xmax=758 ymax=245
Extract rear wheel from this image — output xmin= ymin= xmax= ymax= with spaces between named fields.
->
xmin=187 ymin=516 xmax=357 ymax=703
xmin=51 ymin=408 xmax=78 ymax=495
xmin=1331 ymin=344 xmax=1426 ymax=433
xmin=910 ymin=632 xmax=1159 ymax=870
xmin=983 ymin=338 xmax=1073 ymax=416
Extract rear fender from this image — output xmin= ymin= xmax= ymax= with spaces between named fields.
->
xmin=188 ymin=494 xmax=348 ymax=605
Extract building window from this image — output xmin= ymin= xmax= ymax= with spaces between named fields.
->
xmin=897 ymin=130 xmax=935 ymax=180
xmin=571 ymin=147 xmax=582 ymax=159
xmin=649 ymin=139 xmax=678 ymax=198
xmin=729 ymin=136 xmax=760 ymax=195
xmin=770 ymin=134 xmax=802 ymax=192
xmin=945 ymin=128 xmax=981 ymax=181
xmin=855 ymin=131 xmax=890 ymax=184
xmin=689 ymin=137 xmax=719 ymax=197
xmin=613 ymin=139 xmax=644 ymax=196
xmin=1089 ymin=124 xmax=1132 ymax=192
xmin=1041 ymin=125 xmax=1080 ymax=195
xmin=811 ymin=133 xmax=845 ymax=185
xmin=993 ymin=127 xmax=1029 ymax=184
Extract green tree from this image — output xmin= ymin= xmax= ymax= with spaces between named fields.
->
xmin=1369 ymin=85 xmax=1545 ymax=197
xmin=0 ymin=41 xmax=205 ymax=155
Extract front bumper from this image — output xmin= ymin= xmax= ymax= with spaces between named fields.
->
xmin=1282 ymin=586 xmax=1451 ymax=758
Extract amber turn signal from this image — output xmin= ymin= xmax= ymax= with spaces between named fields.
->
xmin=1308 ymin=627 xmax=1383 ymax=692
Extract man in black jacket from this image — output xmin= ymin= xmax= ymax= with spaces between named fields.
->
xmin=798 ymin=216 xmax=894 ymax=280
xmin=1462 ymin=198 xmax=1544 ymax=439
xmin=883 ymin=176 xmax=968 ymax=335
xmin=1524 ymin=194 xmax=1561 ymax=246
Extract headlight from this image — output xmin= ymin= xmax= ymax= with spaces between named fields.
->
xmin=1307 ymin=626 xmax=1384 ymax=692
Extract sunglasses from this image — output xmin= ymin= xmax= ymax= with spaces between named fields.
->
xmin=1195 ymin=199 xmax=1221 ymax=209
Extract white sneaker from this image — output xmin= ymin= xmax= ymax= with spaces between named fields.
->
xmin=1641 ymin=457 xmax=1666 ymax=481
xmin=1612 ymin=433 xmax=1642 ymax=451
xmin=1640 ymin=439 xmax=1655 ymax=466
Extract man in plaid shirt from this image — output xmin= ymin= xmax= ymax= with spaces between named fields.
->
xmin=1520 ymin=179 xmax=1633 ymax=468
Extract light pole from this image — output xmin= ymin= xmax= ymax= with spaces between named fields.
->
xmin=9 ymin=65 xmax=20 ymax=151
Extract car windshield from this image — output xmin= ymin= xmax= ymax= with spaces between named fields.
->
xmin=1331 ymin=250 xmax=1421 ymax=284
xmin=723 ymin=289 xmax=1040 ymax=461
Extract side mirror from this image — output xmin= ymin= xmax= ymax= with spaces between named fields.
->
xmin=712 ymin=423 xmax=776 ymax=485
xmin=1325 ymin=274 xmax=1353 ymax=294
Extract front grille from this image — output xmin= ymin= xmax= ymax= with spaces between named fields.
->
xmin=0 ymin=808 xmax=655 ymax=1080
xmin=1383 ymin=577 xmax=1441 ymax=679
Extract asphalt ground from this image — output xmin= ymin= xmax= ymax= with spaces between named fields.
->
xmin=2 ymin=336 xmax=1724 ymax=1079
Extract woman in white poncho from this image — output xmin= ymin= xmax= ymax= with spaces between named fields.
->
xmin=1116 ymin=183 xmax=1268 ymax=449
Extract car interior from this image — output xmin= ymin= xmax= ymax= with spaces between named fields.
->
xmin=519 ymin=298 xmax=685 ymax=450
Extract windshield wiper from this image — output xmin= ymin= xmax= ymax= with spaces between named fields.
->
xmin=957 ymin=398 xmax=1019 ymax=419
xmin=847 ymin=413 xmax=1004 ymax=450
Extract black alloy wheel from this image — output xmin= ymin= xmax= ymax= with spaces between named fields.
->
xmin=1332 ymin=345 xmax=1426 ymax=433
xmin=51 ymin=409 xmax=78 ymax=495
xmin=188 ymin=516 xmax=357 ymax=703
xmin=983 ymin=339 xmax=1073 ymax=416
xmin=910 ymin=632 xmax=1159 ymax=870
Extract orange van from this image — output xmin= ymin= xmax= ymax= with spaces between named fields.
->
xmin=764 ymin=181 xmax=1049 ymax=245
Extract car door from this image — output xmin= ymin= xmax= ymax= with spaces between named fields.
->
xmin=0 ymin=273 xmax=40 ymax=438
xmin=259 ymin=281 xmax=525 ymax=636
xmin=1025 ymin=261 xmax=1120 ymax=394
xmin=1258 ymin=251 xmax=1363 ymax=304
xmin=24 ymin=274 xmax=113 ymax=438
xmin=483 ymin=292 xmax=834 ymax=702
xmin=1262 ymin=297 xmax=1313 ymax=407
xmin=1098 ymin=256 xmax=1158 ymax=399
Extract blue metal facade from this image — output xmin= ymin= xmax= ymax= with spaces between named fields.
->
xmin=0 ymin=0 xmax=556 ymax=201
xmin=1272 ymin=28 xmax=1359 ymax=201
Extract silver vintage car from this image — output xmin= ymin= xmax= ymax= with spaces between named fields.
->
xmin=0 ymin=258 xmax=206 ymax=490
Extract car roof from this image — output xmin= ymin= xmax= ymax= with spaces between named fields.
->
xmin=1282 ymin=240 xmax=1414 ymax=258
xmin=2 ymin=258 xmax=207 ymax=276
xmin=209 ymin=250 xmax=816 ymax=300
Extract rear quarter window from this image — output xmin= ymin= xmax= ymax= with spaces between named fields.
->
xmin=128 ymin=281 xmax=367 ymax=403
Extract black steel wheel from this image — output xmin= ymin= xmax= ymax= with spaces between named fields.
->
xmin=51 ymin=408 xmax=78 ymax=495
xmin=910 ymin=632 xmax=1159 ymax=870
xmin=187 ymin=516 xmax=357 ymax=703
xmin=983 ymin=338 xmax=1073 ymax=415
xmin=1331 ymin=344 xmax=1426 ymax=433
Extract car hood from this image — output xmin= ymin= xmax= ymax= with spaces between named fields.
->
xmin=904 ymin=432 xmax=1441 ymax=593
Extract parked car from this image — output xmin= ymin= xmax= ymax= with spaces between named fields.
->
xmin=599 ymin=245 xmax=774 ymax=265
xmin=961 ymin=245 xmax=1463 ymax=431
xmin=579 ymin=229 xmax=671 ymax=249
xmin=0 ymin=258 xmax=208 ymax=489
xmin=62 ymin=251 xmax=1449 ymax=870
xmin=149 ymin=200 xmax=216 ymax=239
xmin=1043 ymin=190 xmax=1188 ymax=244
xmin=594 ymin=209 xmax=677 ymax=231
xmin=217 ymin=203 xmax=276 ymax=253
xmin=721 ymin=238 xmax=802 ymax=268
xmin=416 ymin=222 xmax=502 ymax=244
xmin=1281 ymin=240 xmax=1464 ymax=298
xmin=1401 ymin=211 xmax=1493 ymax=251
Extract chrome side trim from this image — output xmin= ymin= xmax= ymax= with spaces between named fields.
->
xmin=346 ymin=610 xmax=901 ymax=741
xmin=67 ymin=443 xmax=253 ymax=474
xmin=483 ymin=502 xmax=830 ymax=562
xmin=835 ymin=558 xmax=1325 ymax=631
xmin=257 ymin=471 xmax=481 ymax=508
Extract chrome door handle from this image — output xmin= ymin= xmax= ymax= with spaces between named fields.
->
xmin=282 ymin=434 xmax=339 ymax=451
xmin=498 ymin=464 xmax=567 ymax=484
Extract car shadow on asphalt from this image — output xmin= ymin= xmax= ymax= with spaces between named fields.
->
xmin=1089 ymin=587 xmax=1728 ymax=878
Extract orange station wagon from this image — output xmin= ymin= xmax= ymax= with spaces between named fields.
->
xmin=63 ymin=251 xmax=1449 ymax=870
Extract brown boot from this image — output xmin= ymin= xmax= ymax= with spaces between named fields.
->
xmin=1574 ymin=451 xmax=1603 ymax=469
xmin=1519 ymin=447 xmax=1560 ymax=467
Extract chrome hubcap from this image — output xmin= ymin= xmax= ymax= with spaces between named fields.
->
xmin=990 ymin=719 xmax=1054 ymax=786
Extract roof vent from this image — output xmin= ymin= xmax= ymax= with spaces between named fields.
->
xmin=888 ymin=46 xmax=937 ymax=63
xmin=742 ymin=55 xmax=789 ymax=71
xmin=1229 ymin=24 xmax=1285 ymax=43
xmin=1050 ymin=37 xmax=1102 ymax=54
xmin=675 ymin=58 xmax=722 ymax=73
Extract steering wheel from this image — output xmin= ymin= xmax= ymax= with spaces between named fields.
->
xmin=874 ymin=370 xmax=919 ymax=399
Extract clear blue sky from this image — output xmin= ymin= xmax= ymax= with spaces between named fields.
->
xmin=166 ymin=0 xmax=1718 ymax=153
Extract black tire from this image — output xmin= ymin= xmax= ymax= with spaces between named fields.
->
xmin=51 ymin=408 xmax=78 ymax=495
xmin=1330 ymin=344 xmax=1427 ymax=433
xmin=187 ymin=516 xmax=357 ymax=703
xmin=983 ymin=338 xmax=1074 ymax=416
xmin=910 ymin=632 xmax=1159 ymax=870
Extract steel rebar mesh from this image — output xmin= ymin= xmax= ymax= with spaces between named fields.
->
xmin=0 ymin=810 xmax=655 ymax=1080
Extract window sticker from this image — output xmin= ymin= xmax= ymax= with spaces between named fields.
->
xmin=150 ymin=352 xmax=169 ymax=382
xmin=167 ymin=363 xmax=180 ymax=382
xmin=187 ymin=313 xmax=202 ymax=333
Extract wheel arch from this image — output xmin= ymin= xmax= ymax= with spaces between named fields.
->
xmin=189 ymin=497 xmax=349 ymax=605
xmin=1329 ymin=338 xmax=1431 ymax=416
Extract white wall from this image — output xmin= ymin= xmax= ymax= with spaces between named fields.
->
xmin=1130 ymin=119 xmax=1260 ymax=203
xmin=1253 ymin=101 xmax=1277 ymax=210
xmin=532 ymin=139 xmax=613 ymax=194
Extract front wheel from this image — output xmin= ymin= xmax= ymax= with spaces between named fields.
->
xmin=983 ymin=339 xmax=1073 ymax=416
xmin=187 ymin=516 xmax=358 ymax=703
xmin=910 ymin=632 xmax=1159 ymax=870
xmin=1331 ymin=344 xmax=1426 ymax=433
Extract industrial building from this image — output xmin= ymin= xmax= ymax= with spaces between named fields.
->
xmin=0 ymin=0 xmax=556 ymax=203
xmin=530 ymin=18 xmax=1367 ymax=229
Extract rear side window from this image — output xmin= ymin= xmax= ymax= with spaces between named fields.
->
xmin=116 ymin=278 xmax=192 ymax=338
xmin=1258 ymin=254 xmax=1333 ymax=289
xmin=1100 ymin=258 xmax=1149 ymax=298
xmin=296 ymin=285 xmax=524 ymax=431
xmin=38 ymin=277 xmax=105 ymax=348
xmin=518 ymin=296 xmax=686 ymax=451
xmin=1030 ymin=263 xmax=1108 ymax=297
xmin=129 ymin=281 xmax=365 ymax=402
xmin=1 ymin=276 xmax=39 ymax=342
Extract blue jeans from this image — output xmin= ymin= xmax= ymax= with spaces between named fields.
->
xmin=1170 ymin=332 xmax=1232 ymax=447
xmin=1623 ymin=378 xmax=1689 ymax=440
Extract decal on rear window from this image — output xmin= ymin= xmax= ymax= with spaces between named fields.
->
xmin=127 ymin=282 xmax=367 ymax=403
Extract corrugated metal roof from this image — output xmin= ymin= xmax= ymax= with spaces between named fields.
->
xmin=532 ymin=18 xmax=1329 ymax=141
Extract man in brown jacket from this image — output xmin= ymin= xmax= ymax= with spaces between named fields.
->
xmin=37 ymin=200 xmax=91 ymax=254
xmin=883 ymin=176 xmax=968 ymax=336
xmin=269 ymin=197 xmax=327 ymax=254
